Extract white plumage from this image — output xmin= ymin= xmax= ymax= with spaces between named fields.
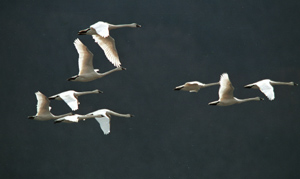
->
xmin=78 ymin=21 xmax=141 ymax=67
xmin=244 ymin=79 xmax=298 ymax=100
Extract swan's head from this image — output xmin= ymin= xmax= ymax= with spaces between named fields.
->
xmin=132 ymin=23 xmax=141 ymax=28
xmin=130 ymin=114 xmax=135 ymax=117
xmin=67 ymin=75 xmax=79 ymax=81
xmin=78 ymin=28 xmax=91 ymax=35
xmin=28 ymin=116 xmax=35 ymax=119
xmin=117 ymin=66 xmax=126 ymax=71
xmin=259 ymin=97 xmax=264 ymax=101
xmin=96 ymin=89 xmax=103 ymax=93
xmin=293 ymin=82 xmax=298 ymax=86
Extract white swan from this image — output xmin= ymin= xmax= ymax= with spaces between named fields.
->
xmin=209 ymin=73 xmax=264 ymax=106
xmin=87 ymin=109 xmax=134 ymax=135
xmin=28 ymin=91 xmax=72 ymax=121
xmin=68 ymin=38 xmax=126 ymax=82
xmin=48 ymin=89 xmax=103 ymax=111
xmin=78 ymin=21 xmax=141 ymax=67
xmin=174 ymin=81 xmax=219 ymax=92
xmin=78 ymin=21 xmax=141 ymax=37
xmin=244 ymin=79 xmax=298 ymax=100
xmin=55 ymin=109 xmax=134 ymax=135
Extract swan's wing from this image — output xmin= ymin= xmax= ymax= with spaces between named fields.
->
xmin=257 ymin=81 xmax=275 ymax=100
xmin=73 ymin=38 xmax=95 ymax=75
xmin=92 ymin=35 xmax=121 ymax=67
xmin=35 ymin=91 xmax=51 ymax=115
xmin=90 ymin=21 xmax=110 ymax=38
xmin=95 ymin=115 xmax=110 ymax=135
xmin=59 ymin=93 xmax=79 ymax=111
xmin=219 ymin=73 xmax=234 ymax=100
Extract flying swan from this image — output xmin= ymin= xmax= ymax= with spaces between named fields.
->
xmin=244 ymin=79 xmax=298 ymax=100
xmin=28 ymin=91 xmax=72 ymax=121
xmin=48 ymin=89 xmax=103 ymax=111
xmin=209 ymin=73 xmax=264 ymax=106
xmin=55 ymin=109 xmax=134 ymax=135
xmin=174 ymin=81 xmax=219 ymax=92
xmin=78 ymin=21 xmax=141 ymax=67
xmin=68 ymin=38 xmax=126 ymax=82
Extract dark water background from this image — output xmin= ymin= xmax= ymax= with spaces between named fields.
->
xmin=1 ymin=0 xmax=300 ymax=178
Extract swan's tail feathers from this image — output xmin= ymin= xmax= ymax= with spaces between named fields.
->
xmin=67 ymin=75 xmax=79 ymax=81
xmin=208 ymin=101 xmax=219 ymax=106
xmin=78 ymin=28 xmax=90 ymax=35
xmin=174 ymin=85 xmax=184 ymax=91
xmin=28 ymin=116 xmax=35 ymax=119
xmin=189 ymin=90 xmax=198 ymax=93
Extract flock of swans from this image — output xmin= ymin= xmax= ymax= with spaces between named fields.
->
xmin=28 ymin=21 xmax=140 ymax=135
xmin=28 ymin=20 xmax=297 ymax=135
xmin=175 ymin=73 xmax=297 ymax=106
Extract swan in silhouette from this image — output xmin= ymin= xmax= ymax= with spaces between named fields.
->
xmin=174 ymin=81 xmax=219 ymax=92
xmin=48 ymin=89 xmax=103 ymax=111
xmin=209 ymin=73 xmax=264 ymax=106
xmin=244 ymin=79 xmax=298 ymax=100
xmin=55 ymin=109 xmax=134 ymax=135
xmin=68 ymin=38 xmax=126 ymax=82
xmin=28 ymin=91 xmax=72 ymax=121
xmin=78 ymin=21 xmax=141 ymax=67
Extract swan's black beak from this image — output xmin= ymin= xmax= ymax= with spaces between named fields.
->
xmin=294 ymin=82 xmax=298 ymax=86
xmin=130 ymin=114 xmax=135 ymax=117
xmin=121 ymin=67 xmax=127 ymax=70
xmin=244 ymin=85 xmax=253 ymax=88
xmin=97 ymin=90 xmax=104 ymax=93
xmin=78 ymin=28 xmax=90 ymax=35
xmin=28 ymin=116 xmax=34 ymax=119
xmin=136 ymin=24 xmax=141 ymax=28
xmin=260 ymin=97 xmax=264 ymax=100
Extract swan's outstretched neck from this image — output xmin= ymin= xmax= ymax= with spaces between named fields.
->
xmin=204 ymin=82 xmax=219 ymax=87
xmin=54 ymin=112 xmax=73 ymax=119
xmin=109 ymin=23 xmax=141 ymax=30
xmin=270 ymin=81 xmax=297 ymax=86
xmin=76 ymin=90 xmax=103 ymax=96
xmin=236 ymin=97 xmax=264 ymax=104
xmin=107 ymin=110 xmax=133 ymax=118
xmin=98 ymin=67 xmax=125 ymax=77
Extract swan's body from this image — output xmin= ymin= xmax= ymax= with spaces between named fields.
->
xmin=244 ymin=79 xmax=298 ymax=100
xmin=28 ymin=91 xmax=72 ymax=121
xmin=55 ymin=109 xmax=134 ymax=135
xmin=209 ymin=73 xmax=263 ymax=106
xmin=78 ymin=21 xmax=141 ymax=67
xmin=174 ymin=81 xmax=219 ymax=92
xmin=48 ymin=89 xmax=103 ymax=111
xmin=54 ymin=114 xmax=97 ymax=123
xmin=68 ymin=38 xmax=125 ymax=82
